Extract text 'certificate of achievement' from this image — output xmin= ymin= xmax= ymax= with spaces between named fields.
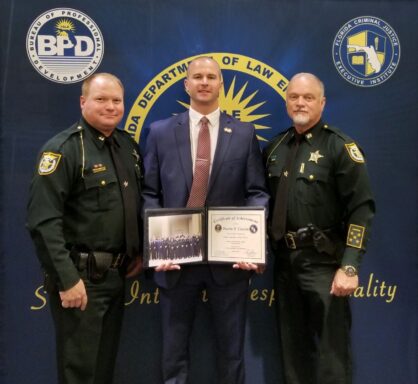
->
xmin=207 ymin=207 xmax=266 ymax=264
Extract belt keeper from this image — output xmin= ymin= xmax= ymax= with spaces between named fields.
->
xmin=284 ymin=233 xmax=297 ymax=249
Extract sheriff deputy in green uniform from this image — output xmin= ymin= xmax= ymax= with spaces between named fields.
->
xmin=26 ymin=73 xmax=143 ymax=384
xmin=264 ymin=73 xmax=375 ymax=384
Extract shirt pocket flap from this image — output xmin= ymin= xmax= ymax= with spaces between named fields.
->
xmin=83 ymin=172 xmax=118 ymax=189
xmin=297 ymin=164 xmax=329 ymax=183
xmin=267 ymin=157 xmax=286 ymax=178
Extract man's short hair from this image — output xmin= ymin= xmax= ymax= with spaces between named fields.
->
xmin=82 ymin=73 xmax=124 ymax=96
xmin=289 ymin=72 xmax=325 ymax=97
xmin=186 ymin=56 xmax=223 ymax=79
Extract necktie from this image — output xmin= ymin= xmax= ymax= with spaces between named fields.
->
xmin=270 ymin=130 xmax=302 ymax=241
xmin=106 ymin=136 xmax=140 ymax=258
xmin=187 ymin=117 xmax=211 ymax=207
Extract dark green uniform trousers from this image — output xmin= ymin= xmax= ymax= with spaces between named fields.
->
xmin=274 ymin=247 xmax=352 ymax=384
xmin=49 ymin=269 xmax=125 ymax=384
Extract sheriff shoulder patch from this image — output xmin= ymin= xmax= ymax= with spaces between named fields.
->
xmin=345 ymin=143 xmax=365 ymax=163
xmin=38 ymin=152 xmax=62 ymax=175
xmin=346 ymin=224 xmax=365 ymax=249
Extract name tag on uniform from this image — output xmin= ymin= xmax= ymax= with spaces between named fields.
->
xmin=92 ymin=164 xmax=107 ymax=173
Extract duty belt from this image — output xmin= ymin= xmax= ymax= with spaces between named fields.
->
xmin=283 ymin=224 xmax=340 ymax=254
xmin=284 ymin=231 xmax=314 ymax=250
xmin=75 ymin=251 xmax=127 ymax=270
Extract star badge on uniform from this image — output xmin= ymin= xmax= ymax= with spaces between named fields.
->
xmin=346 ymin=224 xmax=365 ymax=249
xmin=123 ymin=181 xmax=129 ymax=188
xmin=308 ymin=150 xmax=324 ymax=164
xmin=38 ymin=152 xmax=62 ymax=175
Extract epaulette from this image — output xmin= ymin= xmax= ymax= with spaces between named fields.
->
xmin=323 ymin=123 xmax=366 ymax=162
xmin=322 ymin=123 xmax=353 ymax=143
xmin=41 ymin=122 xmax=83 ymax=151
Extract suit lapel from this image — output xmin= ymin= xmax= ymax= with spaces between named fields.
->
xmin=208 ymin=112 xmax=233 ymax=191
xmin=174 ymin=112 xmax=193 ymax=191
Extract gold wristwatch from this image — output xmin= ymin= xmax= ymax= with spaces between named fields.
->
xmin=340 ymin=265 xmax=358 ymax=277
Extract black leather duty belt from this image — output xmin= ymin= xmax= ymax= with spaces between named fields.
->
xmin=75 ymin=251 xmax=127 ymax=270
xmin=282 ymin=226 xmax=339 ymax=251
xmin=283 ymin=231 xmax=314 ymax=250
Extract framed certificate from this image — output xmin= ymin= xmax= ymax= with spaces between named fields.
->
xmin=143 ymin=207 xmax=266 ymax=267
xmin=207 ymin=207 xmax=266 ymax=264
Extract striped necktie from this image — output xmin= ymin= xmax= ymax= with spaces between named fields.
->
xmin=187 ymin=116 xmax=211 ymax=207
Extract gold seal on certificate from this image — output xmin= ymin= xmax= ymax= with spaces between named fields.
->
xmin=143 ymin=207 xmax=266 ymax=268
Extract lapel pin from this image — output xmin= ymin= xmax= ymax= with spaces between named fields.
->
xmin=224 ymin=127 xmax=232 ymax=133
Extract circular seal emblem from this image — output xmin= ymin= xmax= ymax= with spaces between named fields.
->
xmin=249 ymin=225 xmax=258 ymax=234
xmin=332 ymin=16 xmax=400 ymax=87
xmin=26 ymin=8 xmax=104 ymax=84
xmin=125 ymin=53 xmax=289 ymax=146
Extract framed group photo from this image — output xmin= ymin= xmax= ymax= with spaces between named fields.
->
xmin=144 ymin=207 xmax=266 ymax=268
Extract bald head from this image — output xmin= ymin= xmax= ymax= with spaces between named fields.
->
xmin=288 ymin=73 xmax=325 ymax=97
xmin=187 ymin=56 xmax=222 ymax=79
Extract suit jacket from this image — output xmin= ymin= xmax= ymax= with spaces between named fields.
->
xmin=143 ymin=111 xmax=269 ymax=288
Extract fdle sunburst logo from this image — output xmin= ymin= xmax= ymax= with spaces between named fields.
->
xmin=125 ymin=53 xmax=289 ymax=146
xmin=26 ymin=8 xmax=104 ymax=84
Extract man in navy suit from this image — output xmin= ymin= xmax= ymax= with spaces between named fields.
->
xmin=143 ymin=56 xmax=269 ymax=384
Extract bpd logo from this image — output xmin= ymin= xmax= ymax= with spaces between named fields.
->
xmin=26 ymin=8 xmax=104 ymax=84
xmin=333 ymin=16 xmax=400 ymax=87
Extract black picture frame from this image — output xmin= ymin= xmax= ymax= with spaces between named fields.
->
xmin=143 ymin=207 xmax=266 ymax=268
xmin=144 ymin=208 xmax=205 ymax=268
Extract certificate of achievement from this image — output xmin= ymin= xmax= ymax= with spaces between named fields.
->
xmin=207 ymin=208 xmax=266 ymax=264
xmin=143 ymin=207 xmax=266 ymax=267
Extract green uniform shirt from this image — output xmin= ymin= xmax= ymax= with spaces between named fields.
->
xmin=264 ymin=120 xmax=375 ymax=268
xmin=27 ymin=119 xmax=143 ymax=290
